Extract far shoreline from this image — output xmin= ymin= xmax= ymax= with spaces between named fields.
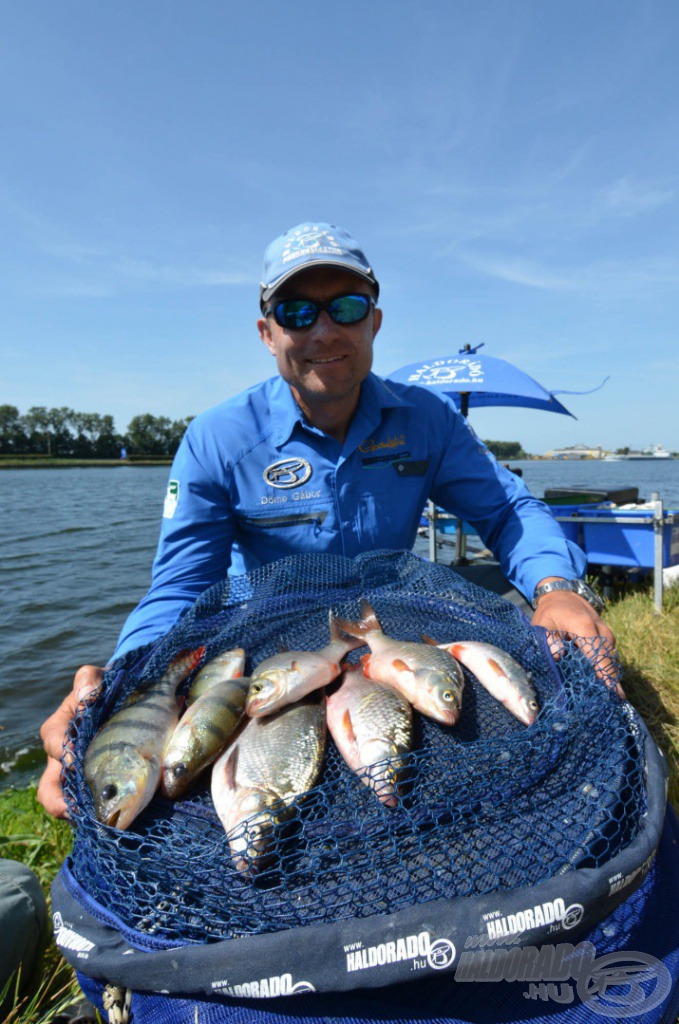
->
xmin=0 ymin=458 xmax=172 ymax=469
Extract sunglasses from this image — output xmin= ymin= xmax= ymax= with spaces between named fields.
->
xmin=264 ymin=293 xmax=375 ymax=330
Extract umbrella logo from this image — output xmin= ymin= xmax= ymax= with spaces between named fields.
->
xmin=408 ymin=358 xmax=484 ymax=386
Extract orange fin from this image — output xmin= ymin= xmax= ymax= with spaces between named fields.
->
xmin=487 ymin=658 xmax=507 ymax=678
xmin=392 ymin=659 xmax=410 ymax=672
xmin=342 ymin=709 xmax=357 ymax=745
xmin=420 ymin=634 xmax=440 ymax=647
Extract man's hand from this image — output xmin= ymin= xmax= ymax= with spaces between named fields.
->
xmin=37 ymin=665 xmax=105 ymax=819
xmin=531 ymin=586 xmax=624 ymax=697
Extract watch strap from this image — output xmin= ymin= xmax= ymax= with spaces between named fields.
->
xmin=532 ymin=578 xmax=604 ymax=612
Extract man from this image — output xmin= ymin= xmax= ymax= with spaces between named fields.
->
xmin=38 ymin=221 xmax=614 ymax=819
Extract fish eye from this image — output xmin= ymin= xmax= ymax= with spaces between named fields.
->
xmin=101 ymin=784 xmax=118 ymax=801
xmin=529 ymin=700 xmax=539 ymax=711
xmin=172 ymin=764 xmax=187 ymax=779
xmin=442 ymin=690 xmax=455 ymax=703
xmin=250 ymin=683 xmax=262 ymax=694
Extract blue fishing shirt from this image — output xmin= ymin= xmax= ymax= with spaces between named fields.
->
xmin=114 ymin=374 xmax=585 ymax=658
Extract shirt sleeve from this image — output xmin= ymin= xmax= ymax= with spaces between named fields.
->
xmin=113 ymin=422 xmax=235 ymax=659
xmin=429 ymin=403 xmax=587 ymax=601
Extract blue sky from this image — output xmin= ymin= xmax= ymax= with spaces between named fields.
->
xmin=2 ymin=0 xmax=677 ymax=454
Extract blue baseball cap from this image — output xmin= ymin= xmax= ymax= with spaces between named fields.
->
xmin=260 ymin=222 xmax=379 ymax=306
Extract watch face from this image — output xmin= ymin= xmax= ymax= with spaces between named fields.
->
xmin=574 ymin=580 xmax=604 ymax=610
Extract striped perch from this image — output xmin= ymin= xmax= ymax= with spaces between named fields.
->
xmin=84 ymin=647 xmax=204 ymax=829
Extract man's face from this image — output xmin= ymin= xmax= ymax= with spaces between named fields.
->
xmin=257 ymin=267 xmax=382 ymax=423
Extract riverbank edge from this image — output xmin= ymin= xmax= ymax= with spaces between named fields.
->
xmin=0 ymin=459 xmax=172 ymax=469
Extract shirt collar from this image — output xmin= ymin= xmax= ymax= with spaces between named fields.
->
xmin=268 ymin=372 xmax=415 ymax=449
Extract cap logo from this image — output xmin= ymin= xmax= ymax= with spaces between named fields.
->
xmin=263 ymin=458 xmax=313 ymax=489
xmin=282 ymin=227 xmax=343 ymax=265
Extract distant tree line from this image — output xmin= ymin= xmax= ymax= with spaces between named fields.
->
xmin=483 ymin=440 xmax=527 ymax=459
xmin=0 ymin=405 xmax=194 ymax=458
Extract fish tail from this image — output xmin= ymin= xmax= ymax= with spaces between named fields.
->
xmin=331 ymin=612 xmax=370 ymax=642
xmin=328 ymin=611 xmax=363 ymax=652
xmin=161 ymin=647 xmax=206 ymax=689
xmin=331 ymin=600 xmax=383 ymax=642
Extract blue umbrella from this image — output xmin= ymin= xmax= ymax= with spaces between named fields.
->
xmin=388 ymin=343 xmax=608 ymax=419
xmin=388 ymin=344 xmax=608 ymax=561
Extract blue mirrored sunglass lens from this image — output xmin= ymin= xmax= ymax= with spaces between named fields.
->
xmin=327 ymin=295 xmax=371 ymax=323
xmin=272 ymin=294 xmax=372 ymax=329
xmin=274 ymin=300 xmax=317 ymax=328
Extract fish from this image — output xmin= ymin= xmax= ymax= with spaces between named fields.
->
xmin=211 ymin=697 xmax=327 ymax=874
xmin=161 ymin=677 xmax=250 ymax=799
xmin=186 ymin=648 xmax=246 ymax=706
xmin=327 ymin=666 xmax=412 ymax=807
xmin=84 ymin=647 xmax=205 ymax=829
xmin=245 ymin=612 xmax=361 ymax=717
xmin=423 ymin=637 xmax=539 ymax=726
xmin=333 ymin=600 xmax=464 ymax=726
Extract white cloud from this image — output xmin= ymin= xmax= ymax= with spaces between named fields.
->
xmin=601 ymin=176 xmax=675 ymax=217
xmin=456 ymin=251 xmax=679 ymax=293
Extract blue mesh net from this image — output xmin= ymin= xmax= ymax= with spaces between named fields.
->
xmin=59 ymin=550 xmax=659 ymax=961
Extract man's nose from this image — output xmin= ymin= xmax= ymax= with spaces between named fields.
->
xmin=307 ymin=309 xmax=340 ymax=340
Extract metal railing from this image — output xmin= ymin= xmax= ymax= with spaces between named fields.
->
xmin=423 ymin=494 xmax=679 ymax=613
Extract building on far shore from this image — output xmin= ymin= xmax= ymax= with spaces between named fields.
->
xmin=543 ymin=444 xmax=605 ymax=460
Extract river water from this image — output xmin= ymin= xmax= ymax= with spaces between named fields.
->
xmin=2 ymin=458 xmax=679 ymax=792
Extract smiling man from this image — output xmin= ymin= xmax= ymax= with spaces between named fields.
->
xmin=38 ymin=221 xmax=615 ymax=819
xmin=258 ymin=264 xmax=381 ymax=441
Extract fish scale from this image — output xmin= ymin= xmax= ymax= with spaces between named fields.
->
xmin=327 ymin=667 xmax=412 ymax=807
xmin=211 ymin=698 xmax=327 ymax=874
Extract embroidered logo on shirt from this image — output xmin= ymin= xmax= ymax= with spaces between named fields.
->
xmin=358 ymin=434 xmax=406 ymax=453
xmin=163 ymin=479 xmax=179 ymax=518
xmin=263 ymin=458 xmax=313 ymax=489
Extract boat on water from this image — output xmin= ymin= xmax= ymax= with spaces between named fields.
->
xmin=604 ymin=444 xmax=673 ymax=461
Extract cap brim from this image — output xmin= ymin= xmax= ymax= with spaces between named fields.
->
xmin=260 ymin=261 xmax=379 ymax=305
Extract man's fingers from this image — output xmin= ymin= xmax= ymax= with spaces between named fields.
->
xmin=73 ymin=665 xmax=104 ymax=704
xmin=544 ymin=628 xmax=625 ymax=697
xmin=546 ymin=631 xmax=566 ymax=662
xmin=37 ymin=665 xmax=105 ymax=818
xmin=37 ymin=756 xmax=70 ymax=820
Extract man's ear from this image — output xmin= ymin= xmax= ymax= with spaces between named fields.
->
xmin=257 ymin=317 xmax=276 ymax=356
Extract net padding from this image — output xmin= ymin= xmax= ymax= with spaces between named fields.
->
xmin=57 ymin=550 xmax=666 ymax=997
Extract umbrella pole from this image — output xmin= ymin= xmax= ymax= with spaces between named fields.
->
xmin=455 ymin=392 xmax=471 ymax=564
xmin=428 ymin=500 xmax=438 ymax=563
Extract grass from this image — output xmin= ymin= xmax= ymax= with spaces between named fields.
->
xmin=604 ymin=582 xmax=679 ymax=808
xmin=1 ymin=583 xmax=677 ymax=1022
xmin=0 ymin=789 xmax=86 ymax=1023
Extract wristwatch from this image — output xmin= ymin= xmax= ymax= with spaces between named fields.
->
xmin=532 ymin=578 xmax=604 ymax=612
